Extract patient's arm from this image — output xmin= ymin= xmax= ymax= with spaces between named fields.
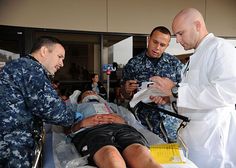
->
xmin=102 ymin=113 xmax=126 ymax=124
xmin=70 ymin=113 xmax=126 ymax=133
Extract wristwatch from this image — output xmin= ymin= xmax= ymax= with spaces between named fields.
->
xmin=171 ymin=84 xmax=179 ymax=98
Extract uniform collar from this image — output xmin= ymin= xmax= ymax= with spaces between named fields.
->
xmin=26 ymin=54 xmax=53 ymax=80
xmin=195 ymin=33 xmax=214 ymax=52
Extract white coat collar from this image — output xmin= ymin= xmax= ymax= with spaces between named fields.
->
xmin=195 ymin=33 xmax=214 ymax=52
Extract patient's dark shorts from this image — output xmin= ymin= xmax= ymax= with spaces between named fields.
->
xmin=71 ymin=123 xmax=149 ymax=164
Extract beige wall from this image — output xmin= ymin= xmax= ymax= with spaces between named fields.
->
xmin=0 ymin=0 xmax=235 ymax=36
xmin=107 ymin=0 xmax=205 ymax=34
xmin=206 ymin=0 xmax=236 ymax=37
xmin=0 ymin=0 xmax=107 ymax=32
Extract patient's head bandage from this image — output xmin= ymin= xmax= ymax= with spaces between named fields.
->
xmin=82 ymin=94 xmax=106 ymax=104
xmin=69 ymin=90 xmax=81 ymax=104
xmin=82 ymin=95 xmax=99 ymax=103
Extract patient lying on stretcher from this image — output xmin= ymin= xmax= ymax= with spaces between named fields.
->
xmin=64 ymin=90 xmax=163 ymax=168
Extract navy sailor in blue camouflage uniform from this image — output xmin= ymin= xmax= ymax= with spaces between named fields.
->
xmin=121 ymin=26 xmax=184 ymax=142
xmin=0 ymin=36 xmax=78 ymax=167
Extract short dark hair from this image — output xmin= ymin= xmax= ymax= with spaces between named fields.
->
xmin=30 ymin=36 xmax=64 ymax=53
xmin=91 ymin=73 xmax=98 ymax=79
xmin=150 ymin=26 xmax=171 ymax=37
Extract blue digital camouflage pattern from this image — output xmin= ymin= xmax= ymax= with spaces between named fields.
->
xmin=122 ymin=50 xmax=184 ymax=142
xmin=0 ymin=55 xmax=75 ymax=167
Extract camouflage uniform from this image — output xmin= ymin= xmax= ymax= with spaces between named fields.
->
xmin=122 ymin=50 xmax=183 ymax=142
xmin=0 ymin=55 xmax=75 ymax=167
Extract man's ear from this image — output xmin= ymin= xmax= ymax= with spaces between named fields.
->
xmin=194 ymin=20 xmax=201 ymax=32
xmin=40 ymin=46 xmax=48 ymax=58
xmin=146 ymin=36 xmax=151 ymax=48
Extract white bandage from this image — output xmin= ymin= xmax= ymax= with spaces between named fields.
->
xmin=69 ymin=90 xmax=81 ymax=104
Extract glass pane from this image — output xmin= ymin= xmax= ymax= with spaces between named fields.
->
xmin=102 ymin=35 xmax=131 ymax=101
xmin=166 ymin=37 xmax=194 ymax=63
xmin=34 ymin=31 xmax=101 ymax=97
xmin=0 ymin=26 xmax=22 ymax=69
xmin=35 ymin=31 xmax=101 ymax=82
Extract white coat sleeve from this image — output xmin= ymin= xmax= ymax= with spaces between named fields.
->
xmin=178 ymin=43 xmax=236 ymax=110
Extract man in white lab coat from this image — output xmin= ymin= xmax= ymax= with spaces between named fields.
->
xmin=149 ymin=8 xmax=236 ymax=168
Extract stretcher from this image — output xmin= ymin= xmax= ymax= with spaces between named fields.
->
xmin=40 ymin=104 xmax=197 ymax=168
xmin=41 ymin=124 xmax=198 ymax=168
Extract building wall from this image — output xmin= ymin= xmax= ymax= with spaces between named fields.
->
xmin=0 ymin=0 xmax=235 ymax=36
xmin=107 ymin=0 xmax=205 ymax=34
xmin=206 ymin=0 xmax=236 ymax=37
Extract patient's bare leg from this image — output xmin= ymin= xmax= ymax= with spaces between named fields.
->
xmin=122 ymin=143 xmax=163 ymax=168
xmin=93 ymin=145 xmax=126 ymax=168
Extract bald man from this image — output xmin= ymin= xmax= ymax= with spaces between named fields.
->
xmin=149 ymin=8 xmax=236 ymax=168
